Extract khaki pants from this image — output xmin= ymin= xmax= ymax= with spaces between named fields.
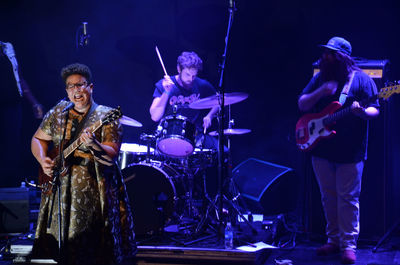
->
xmin=312 ymin=156 xmax=364 ymax=250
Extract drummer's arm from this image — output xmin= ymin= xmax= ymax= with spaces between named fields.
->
xmin=151 ymin=76 xmax=175 ymax=122
xmin=203 ymin=106 xmax=219 ymax=129
xmin=206 ymin=106 xmax=219 ymax=120
xmin=150 ymin=95 xmax=169 ymax=122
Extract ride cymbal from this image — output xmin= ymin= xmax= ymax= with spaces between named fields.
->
xmin=208 ymin=128 xmax=251 ymax=136
xmin=189 ymin=92 xmax=248 ymax=109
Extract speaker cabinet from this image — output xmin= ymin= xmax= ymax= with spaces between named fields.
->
xmin=0 ymin=188 xmax=30 ymax=234
xmin=232 ymin=158 xmax=298 ymax=215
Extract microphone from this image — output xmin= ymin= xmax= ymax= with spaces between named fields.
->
xmin=62 ymin=102 xmax=75 ymax=113
xmin=229 ymin=0 xmax=234 ymax=9
xmin=82 ymin=22 xmax=89 ymax=46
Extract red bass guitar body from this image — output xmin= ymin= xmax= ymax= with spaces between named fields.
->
xmin=295 ymin=101 xmax=342 ymax=152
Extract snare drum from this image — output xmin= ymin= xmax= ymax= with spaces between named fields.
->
xmin=156 ymin=115 xmax=196 ymax=158
xmin=118 ymin=143 xmax=154 ymax=169
xmin=190 ymin=148 xmax=216 ymax=168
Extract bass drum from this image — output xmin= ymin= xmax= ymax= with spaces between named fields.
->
xmin=122 ymin=161 xmax=180 ymax=236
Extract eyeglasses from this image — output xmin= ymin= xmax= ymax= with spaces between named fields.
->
xmin=66 ymin=82 xmax=88 ymax=90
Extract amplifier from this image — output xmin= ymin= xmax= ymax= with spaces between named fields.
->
xmin=312 ymin=59 xmax=389 ymax=79
xmin=0 ymin=188 xmax=30 ymax=234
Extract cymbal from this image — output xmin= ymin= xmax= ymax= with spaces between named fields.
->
xmin=120 ymin=115 xmax=142 ymax=127
xmin=189 ymin=92 xmax=248 ymax=109
xmin=209 ymin=128 xmax=251 ymax=136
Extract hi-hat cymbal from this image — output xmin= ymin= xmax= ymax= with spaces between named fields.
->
xmin=189 ymin=92 xmax=248 ymax=109
xmin=120 ymin=115 xmax=142 ymax=127
xmin=209 ymin=128 xmax=251 ymax=136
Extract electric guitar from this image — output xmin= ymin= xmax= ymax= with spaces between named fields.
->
xmin=295 ymin=85 xmax=400 ymax=152
xmin=38 ymin=107 xmax=122 ymax=194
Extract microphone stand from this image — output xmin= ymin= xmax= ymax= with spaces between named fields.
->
xmin=46 ymin=109 xmax=70 ymax=263
xmin=215 ymin=0 xmax=236 ymax=237
xmin=190 ymin=2 xmax=258 ymax=245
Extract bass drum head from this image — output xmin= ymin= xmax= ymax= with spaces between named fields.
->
xmin=122 ymin=162 xmax=177 ymax=236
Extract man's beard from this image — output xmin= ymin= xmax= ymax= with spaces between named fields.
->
xmin=319 ymin=58 xmax=349 ymax=83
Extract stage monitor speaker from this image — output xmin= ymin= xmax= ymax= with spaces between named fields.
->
xmin=0 ymin=188 xmax=29 ymax=234
xmin=232 ymin=158 xmax=298 ymax=215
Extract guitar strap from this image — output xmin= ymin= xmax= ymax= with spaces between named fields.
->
xmin=338 ymin=71 xmax=356 ymax=105
xmin=69 ymin=101 xmax=99 ymax=144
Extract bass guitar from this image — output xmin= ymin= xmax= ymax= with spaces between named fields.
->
xmin=295 ymin=85 xmax=399 ymax=152
xmin=38 ymin=107 xmax=122 ymax=194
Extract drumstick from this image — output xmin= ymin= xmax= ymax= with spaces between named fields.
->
xmin=155 ymin=46 xmax=168 ymax=76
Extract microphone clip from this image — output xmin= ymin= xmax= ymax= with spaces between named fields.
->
xmin=79 ymin=22 xmax=90 ymax=47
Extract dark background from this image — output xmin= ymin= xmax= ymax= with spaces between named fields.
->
xmin=1 ymin=0 xmax=399 ymax=240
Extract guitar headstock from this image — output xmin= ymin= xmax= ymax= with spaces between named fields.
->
xmin=378 ymin=84 xmax=400 ymax=101
xmin=102 ymin=106 xmax=123 ymax=125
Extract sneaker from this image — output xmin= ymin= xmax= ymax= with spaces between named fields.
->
xmin=316 ymin=243 xmax=340 ymax=256
xmin=341 ymin=249 xmax=356 ymax=264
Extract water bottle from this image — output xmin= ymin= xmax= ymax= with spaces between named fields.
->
xmin=224 ymin=222 xmax=234 ymax=249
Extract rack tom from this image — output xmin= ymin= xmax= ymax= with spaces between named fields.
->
xmin=156 ymin=115 xmax=196 ymax=158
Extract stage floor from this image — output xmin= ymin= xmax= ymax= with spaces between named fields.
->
xmin=0 ymin=228 xmax=400 ymax=265
xmin=1 ymin=222 xmax=400 ymax=264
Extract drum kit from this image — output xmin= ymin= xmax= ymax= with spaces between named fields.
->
xmin=118 ymin=92 xmax=250 ymax=238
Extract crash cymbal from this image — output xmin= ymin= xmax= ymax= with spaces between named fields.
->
xmin=120 ymin=115 xmax=142 ymax=127
xmin=189 ymin=92 xmax=248 ymax=109
xmin=208 ymin=128 xmax=251 ymax=136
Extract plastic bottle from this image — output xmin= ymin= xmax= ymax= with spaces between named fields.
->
xmin=224 ymin=222 xmax=234 ymax=249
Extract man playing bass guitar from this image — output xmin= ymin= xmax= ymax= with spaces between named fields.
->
xmin=298 ymin=37 xmax=379 ymax=264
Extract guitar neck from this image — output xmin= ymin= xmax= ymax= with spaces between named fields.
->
xmin=62 ymin=119 xmax=103 ymax=159
xmin=324 ymin=106 xmax=351 ymax=125
xmin=323 ymin=94 xmax=378 ymax=126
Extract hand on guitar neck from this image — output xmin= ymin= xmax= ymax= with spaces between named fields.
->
xmin=350 ymin=101 xmax=379 ymax=120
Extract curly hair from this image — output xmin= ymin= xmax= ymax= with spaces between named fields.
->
xmin=61 ymin=63 xmax=92 ymax=83
xmin=177 ymin=51 xmax=203 ymax=71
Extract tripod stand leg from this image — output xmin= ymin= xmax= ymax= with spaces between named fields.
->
xmin=372 ymin=218 xmax=400 ymax=252
xmin=223 ymin=195 xmax=258 ymax=235
xmin=195 ymin=194 xmax=220 ymax=234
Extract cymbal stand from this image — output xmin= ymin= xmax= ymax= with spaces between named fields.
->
xmin=225 ymin=117 xmax=257 ymax=233
xmin=188 ymin=0 xmax=242 ymax=243
xmin=194 ymin=117 xmax=257 ymax=235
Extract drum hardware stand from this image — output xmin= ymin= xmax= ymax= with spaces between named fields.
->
xmin=179 ymin=159 xmax=195 ymax=220
xmin=190 ymin=128 xmax=261 ymax=240
xmin=225 ymin=118 xmax=256 ymax=230
xmin=140 ymin=133 xmax=156 ymax=163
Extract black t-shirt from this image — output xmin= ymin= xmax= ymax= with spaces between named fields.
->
xmin=153 ymin=75 xmax=216 ymax=128
xmin=300 ymin=71 xmax=379 ymax=163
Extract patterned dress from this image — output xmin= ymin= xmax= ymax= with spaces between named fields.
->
xmin=31 ymin=100 xmax=136 ymax=264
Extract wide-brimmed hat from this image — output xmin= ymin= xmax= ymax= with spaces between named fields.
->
xmin=320 ymin=36 xmax=352 ymax=56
